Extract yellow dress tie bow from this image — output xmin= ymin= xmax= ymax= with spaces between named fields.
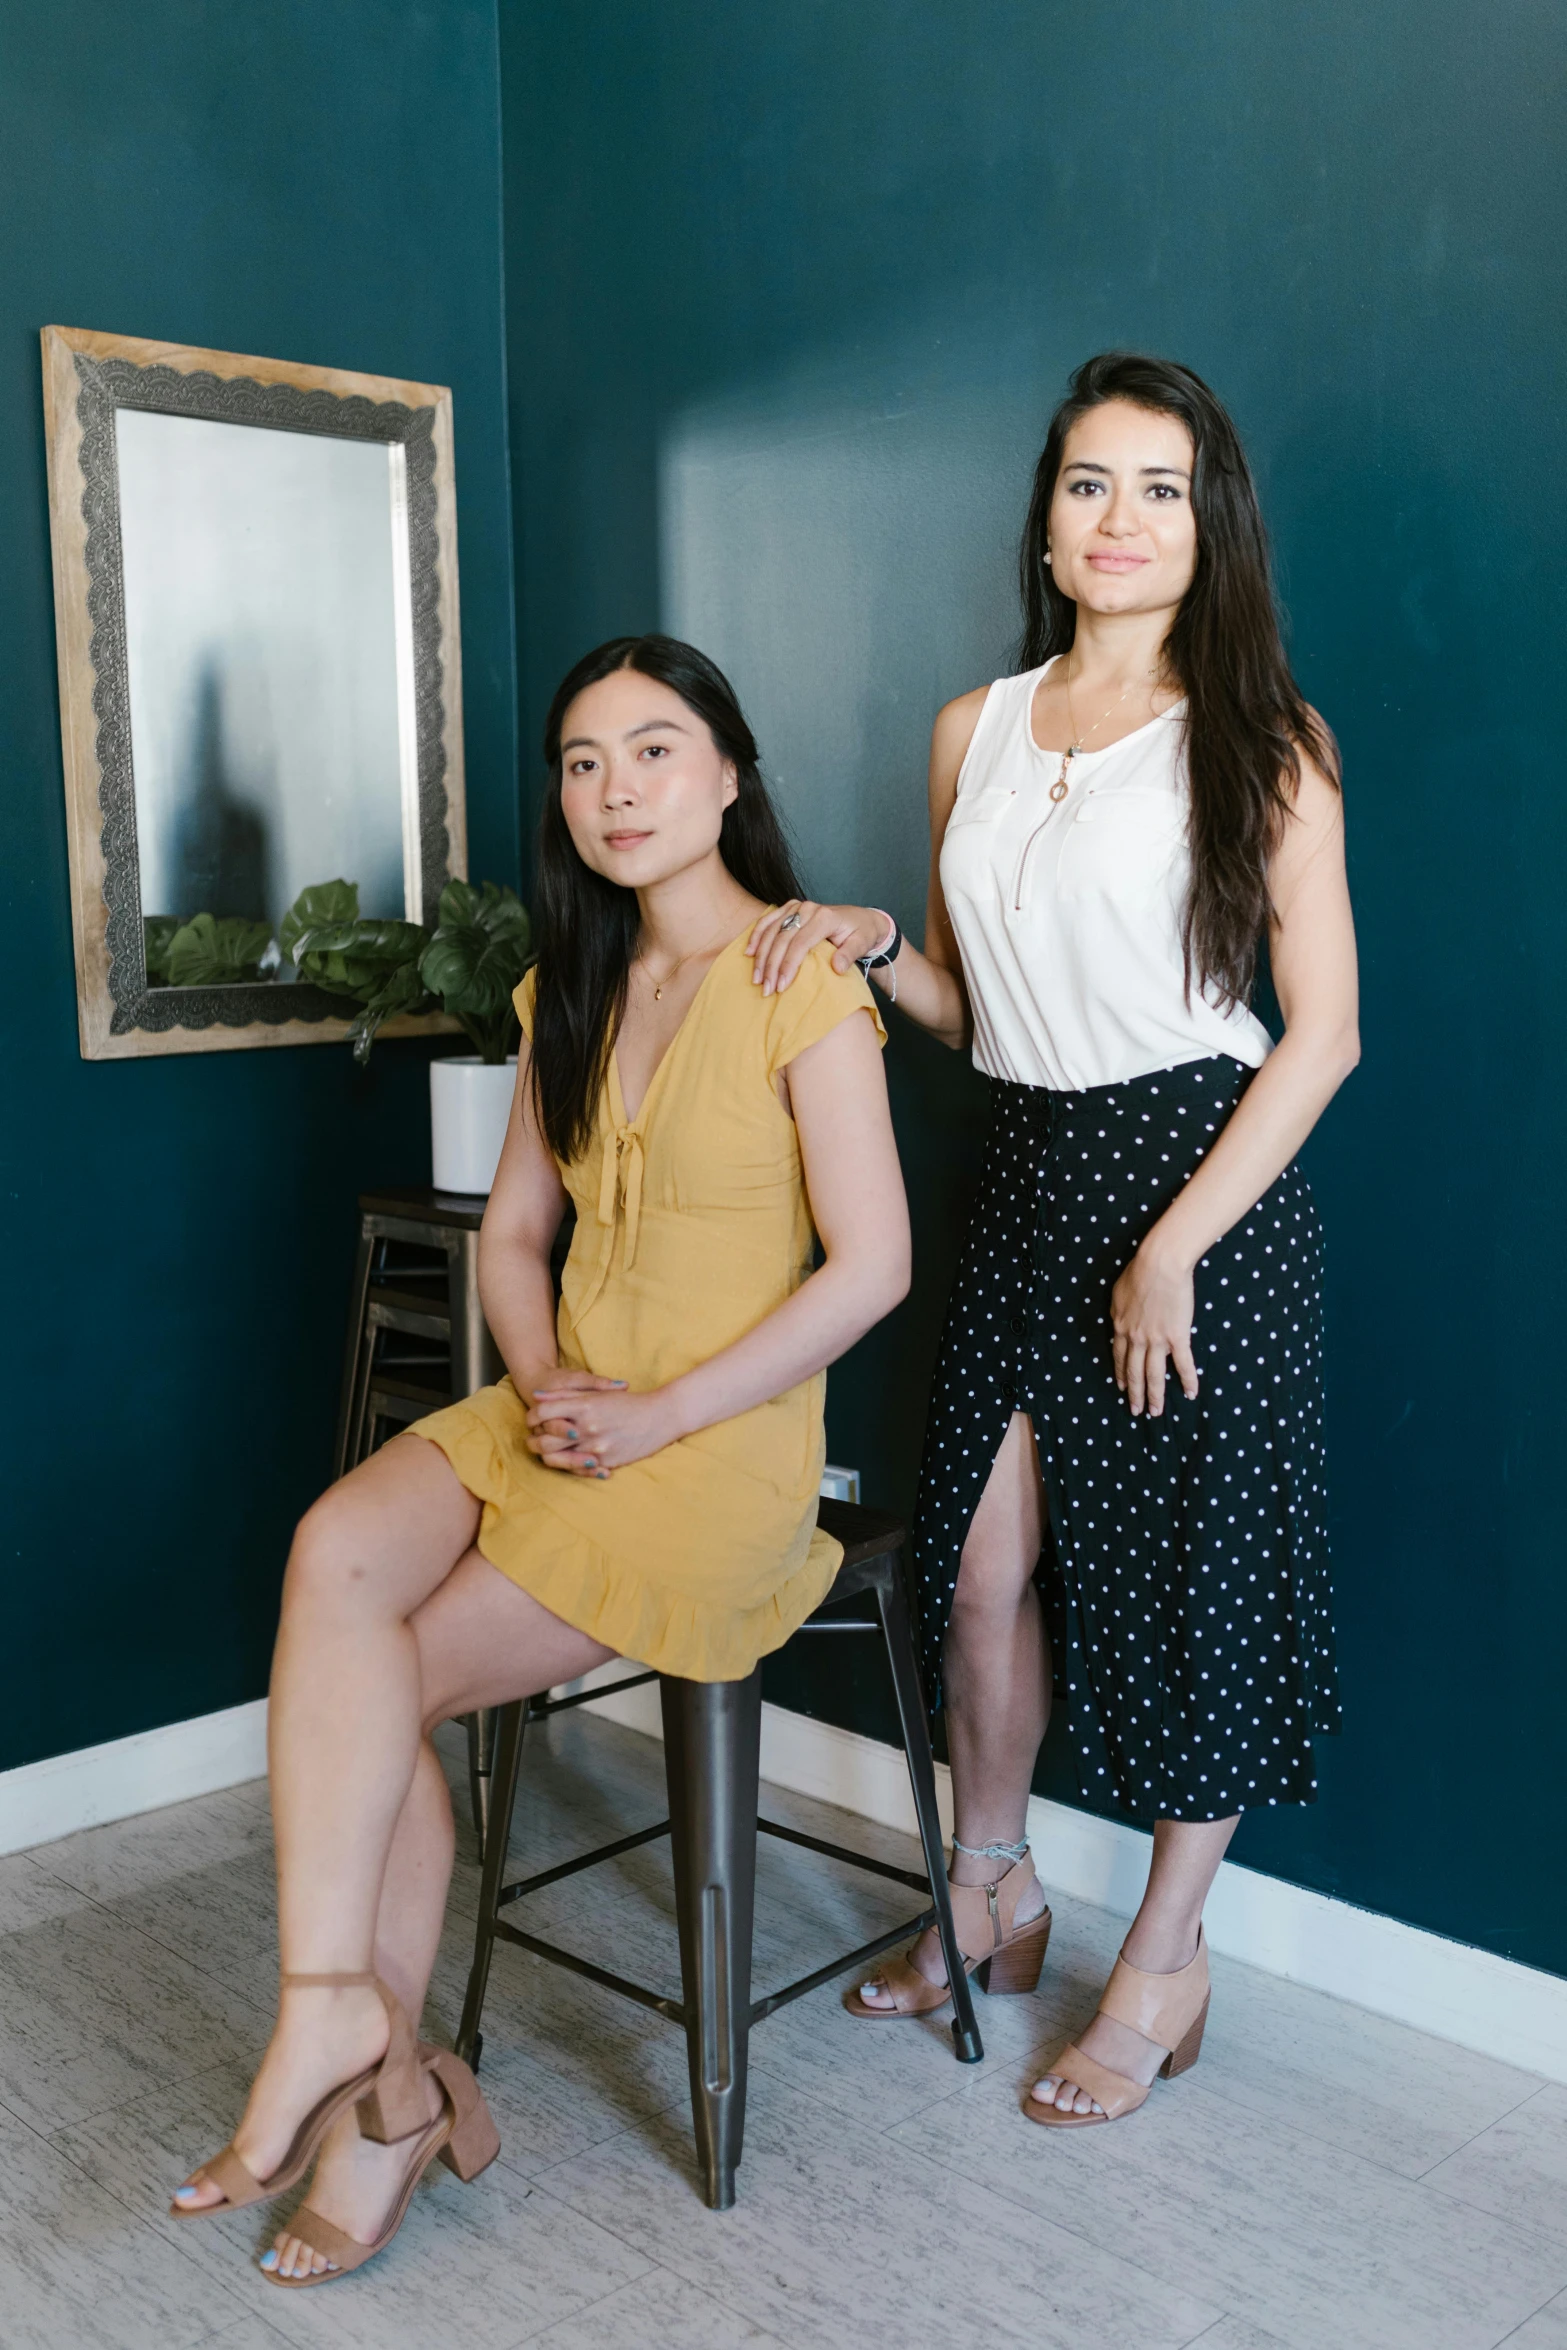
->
xmin=577 ymin=1122 xmax=645 ymax=1319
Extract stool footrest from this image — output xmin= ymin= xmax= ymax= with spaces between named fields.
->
xmin=755 ymin=1814 xmax=933 ymax=1895
xmin=496 ymin=1817 xmax=671 ymax=1908
xmin=748 ymin=1907 xmax=938 ymax=2025
xmin=527 ymin=1673 xmax=658 ymax=1719
xmin=490 ymin=1917 xmax=686 ymax=2024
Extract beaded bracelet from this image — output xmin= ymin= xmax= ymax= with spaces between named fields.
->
xmin=856 ymin=911 xmax=903 ymax=1003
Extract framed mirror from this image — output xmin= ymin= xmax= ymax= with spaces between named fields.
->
xmin=42 ymin=326 xmax=467 ymax=1058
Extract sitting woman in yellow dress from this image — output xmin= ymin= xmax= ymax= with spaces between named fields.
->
xmin=170 ymin=634 xmax=910 ymax=2285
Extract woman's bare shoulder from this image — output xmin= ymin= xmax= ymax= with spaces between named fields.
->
xmin=929 ymin=685 xmax=992 ymax=799
xmin=933 ymin=684 xmax=991 ymax=746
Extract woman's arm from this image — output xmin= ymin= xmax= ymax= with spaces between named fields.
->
xmin=743 ymin=688 xmax=985 ymax=1050
xmin=1113 ymin=751 xmax=1361 ymax=1417
xmin=527 ymin=1008 xmax=910 ymax=1474
xmin=477 ymin=1048 xmax=627 ymax=1446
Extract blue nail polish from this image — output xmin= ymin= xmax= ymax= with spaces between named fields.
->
xmin=260 ymin=2249 xmax=278 ymax=2270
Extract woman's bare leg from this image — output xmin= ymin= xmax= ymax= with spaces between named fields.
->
xmin=859 ymin=1411 xmax=1051 ymax=2003
xmin=265 ymin=1548 xmax=614 ymax=2277
xmin=1032 ymin=1813 xmax=1239 ymax=2114
xmin=174 ymin=1435 xmax=485 ymax=2214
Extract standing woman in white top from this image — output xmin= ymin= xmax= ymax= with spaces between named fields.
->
xmin=747 ymin=352 xmax=1359 ymax=2126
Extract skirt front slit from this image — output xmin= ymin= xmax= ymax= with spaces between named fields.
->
xmin=913 ymin=1059 xmax=1339 ymax=1824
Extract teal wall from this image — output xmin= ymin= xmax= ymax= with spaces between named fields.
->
xmin=5 ymin=0 xmax=1562 ymax=1982
xmin=499 ymin=1 xmax=1567 ymax=1973
xmin=0 ymin=2 xmax=517 ymax=1767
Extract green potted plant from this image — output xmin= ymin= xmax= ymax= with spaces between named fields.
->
xmin=418 ymin=879 xmax=532 ymax=1192
xmin=279 ymin=874 xmax=532 ymax=1194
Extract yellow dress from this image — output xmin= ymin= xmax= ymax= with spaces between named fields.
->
xmin=412 ymin=934 xmax=887 ymax=1680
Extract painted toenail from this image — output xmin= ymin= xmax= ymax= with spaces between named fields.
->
xmin=259 ymin=2250 xmax=278 ymax=2270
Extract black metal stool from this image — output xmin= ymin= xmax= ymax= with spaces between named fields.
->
xmin=336 ymin=1186 xmax=506 ymax=1847
xmin=455 ymin=1499 xmax=982 ymax=2210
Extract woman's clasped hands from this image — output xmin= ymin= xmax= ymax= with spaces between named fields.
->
xmin=524 ymin=1368 xmax=680 ymax=1478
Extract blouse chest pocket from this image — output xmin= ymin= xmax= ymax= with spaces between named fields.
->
xmin=1060 ymin=786 xmax=1187 ymax=901
xmin=944 ymin=785 xmax=1017 ymax=831
xmin=941 ymin=788 xmax=1018 ymax=900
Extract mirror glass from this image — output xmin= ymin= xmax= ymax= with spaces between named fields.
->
xmin=116 ymin=408 xmax=417 ymax=966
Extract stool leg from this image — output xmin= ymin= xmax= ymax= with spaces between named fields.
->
xmin=661 ymin=1672 xmax=761 ymax=2210
xmin=333 ymin=1223 xmax=375 ymax=1480
xmin=346 ymin=1296 xmax=381 ymax=1471
xmin=457 ymin=1698 xmax=527 ymax=2072
xmin=449 ymin=1230 xmax=504 ymax=1395
xmin=872 ymin=1555 xmax=984 ymax=2065
xmin=467 ymin=1706 xmax=498 ymax=1857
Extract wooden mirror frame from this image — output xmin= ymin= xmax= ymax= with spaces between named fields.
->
xmin=42 ymin=325 xmax=468 ymax=1059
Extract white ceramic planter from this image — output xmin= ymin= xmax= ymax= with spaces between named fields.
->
xmin=430 ymin=1055 xmax=518 ymax=1195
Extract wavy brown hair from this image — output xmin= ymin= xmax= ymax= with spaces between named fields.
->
xmin=1018 ymin=351 xmax=1338 ymax=1009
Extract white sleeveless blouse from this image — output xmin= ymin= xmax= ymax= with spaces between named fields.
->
xmin=938 ymin=659 xmax=1274 ymax=1091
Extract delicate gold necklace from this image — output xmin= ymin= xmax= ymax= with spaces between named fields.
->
xmin=637 ymin=918 xmax=734 ymax=1002
xmin=1048 ymin=660 xmax=1154 ymax=804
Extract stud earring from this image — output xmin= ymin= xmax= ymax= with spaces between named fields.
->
xmin=1043 ymin=549 xmax=1052 ymax=565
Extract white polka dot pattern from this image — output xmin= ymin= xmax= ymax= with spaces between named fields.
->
xmin=912 ymin=1057 xmax=1340 ymax=1824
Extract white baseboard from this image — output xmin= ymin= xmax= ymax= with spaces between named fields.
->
xmin=565 ymin=1662 xmax=1567 ymax=2084
xmin=10 ymin=1677 xmax=1566 ymax=2087
xmin=0 ymin=1701 xmax=269 ymax=1858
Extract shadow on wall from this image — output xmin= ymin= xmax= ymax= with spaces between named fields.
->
xmin=169 ymin=661 xmax=274 ymax=922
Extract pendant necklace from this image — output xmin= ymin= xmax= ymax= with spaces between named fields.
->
xmin=639 ymin=918 xmax=735 ymax=1001
xmin=1049 ymin=660 xmax=1149 ymax=803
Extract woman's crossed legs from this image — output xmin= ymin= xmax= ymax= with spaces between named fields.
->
xmin=175 ymin=1433 xmax=613 ymax=2275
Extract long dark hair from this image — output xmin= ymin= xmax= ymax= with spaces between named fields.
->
xmin=530 ymin=634 xmax=803 ymax=1162
xmin=1018 ymin=351 xmax=1337 ymax=1009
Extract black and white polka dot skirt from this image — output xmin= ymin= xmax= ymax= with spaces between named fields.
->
xmin=912 ymin=1057 xmax=1339 ymax=1824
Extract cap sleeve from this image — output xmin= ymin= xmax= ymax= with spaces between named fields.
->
xmin=761 ymin=941 xmax=887 ymax=1079
xmin=512 ymin=964 xmax=538 ymax=1043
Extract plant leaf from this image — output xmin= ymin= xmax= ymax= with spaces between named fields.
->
xmin=420 ymin=882 xmax=530 ymax=1056
xmin=143 ymin=914 xmax=180 ymax=985
xmin=280 ymin=879 xmax=359 ymax=965
xmin=165 ymin=912 xmax=276 ymax=987
xmin=291 ymin=918 xmax=431 ymax=1000
xmin=347 ymin=959 xmax=435 ymax=1066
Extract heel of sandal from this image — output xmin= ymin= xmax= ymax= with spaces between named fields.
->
xmin=973 ymin=1906 xmax=1051 ymax=1996
xmin=356 ymin=1974 xmax=430 ymax=2143
xmin=427 ymin=2048 xmax=501 ymax=2181
xmin=356 ymin=2051 xmax=429 ymax=2144
xmin=1159 ymin=1989 xmax=1209 ymax=2079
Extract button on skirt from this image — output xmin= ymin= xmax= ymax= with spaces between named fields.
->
xmin=912 ymin=1057 xmax=1340 ymax=1824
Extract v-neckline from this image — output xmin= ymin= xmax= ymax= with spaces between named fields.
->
xmin=608 ymin=924 xmax=749 ymax=1130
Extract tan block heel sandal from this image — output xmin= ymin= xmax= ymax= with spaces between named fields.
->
xmin=169 ymin=1971 xmax=430 ymax=2219
xmin=845 ymin=1847 xmax=1052 ymax=2020
xmin=1024 ymin=1929 xmax=1210 ymax=2127
xmin=261 ymin=2044 xmax=500 ymax=2288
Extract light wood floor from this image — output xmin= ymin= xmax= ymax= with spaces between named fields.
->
xmin=3 ymin=1708 xmax=1566 ymax=2350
